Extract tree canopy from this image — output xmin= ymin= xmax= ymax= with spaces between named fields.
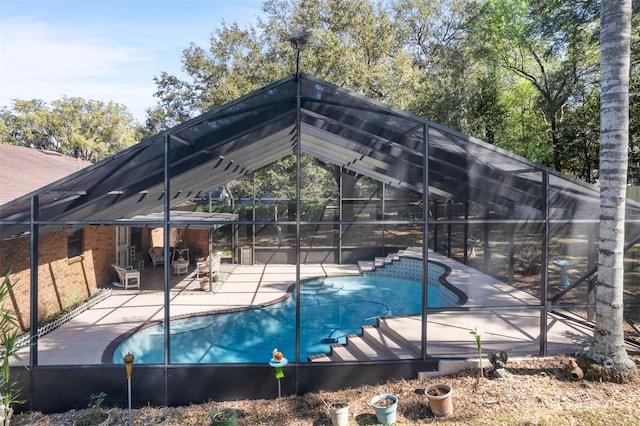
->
xmin=144 ymin=0 xmax=638 ymax=183
xmin=0 ymin=97 xmax=141 ymax=162
xmin=1 ymin=0 xmax=638 ymax=181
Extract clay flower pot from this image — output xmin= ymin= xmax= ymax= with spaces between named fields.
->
xmin=425 ymin=384 xmax=453 ymax=417
xmin=200 ymin=279 xmax=209 ymax=291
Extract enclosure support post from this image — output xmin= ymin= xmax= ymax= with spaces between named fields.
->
xmin=295 ymin=120 xmax=301 ymax=364
xmin=446 ymin=200 xmax=452 ymax=257
xmin=463 ymin=201 xmax=469 ymax=264
xmin=381 ymin=183 xmax=386 ymax=256
xmin=483 ymin=205 xmax=491 ymax=272
xmin=432 ymin=200 xmax=439 ymax=252
xmin=293 ymin=43 xmax=303 ymax=370
xmin=508 ymin=232 xmax=515 ymax=284
xmin=540 ymin=170 xmax=550 ymax=356
xmin=163 ymin=133 xmax=171 ymax=405
xmin=421 ymin=123 xmax=429 ymax=360
xmin=29 ymin=195 xmax=39 ymax=370
xmin=338 ymin=168 xmax=343 ymax=264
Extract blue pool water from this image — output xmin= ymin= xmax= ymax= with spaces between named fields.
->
xmin=112 ymin=270 xmax=453 ymax=364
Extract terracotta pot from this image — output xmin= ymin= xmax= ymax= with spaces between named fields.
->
xmin=425 ymin=384 xmax=453 ymax=417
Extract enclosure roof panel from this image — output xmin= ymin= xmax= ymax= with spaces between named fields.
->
xmin=0 ymin=74 xmax=608 ymax=240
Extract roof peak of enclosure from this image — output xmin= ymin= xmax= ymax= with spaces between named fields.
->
xmin=0 ymin=74 xmax=613 ymax=240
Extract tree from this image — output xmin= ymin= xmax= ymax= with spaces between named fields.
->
xmin=394 ymin=0 xmax=496 ymax=135
xmin=0 ymin=97 xmax=141 ymax=162
xmin=495 ymin=77 xmax=551 ymax=163
xmin=48 ymin=97 xmax=141 ymax=162
xmin=629 ymin=2 xmax=640 ymax=185
xmin=589 ymin=0 xmax=637 ymax=380
xmin=0 ymin=100 xmax=54 ymax=150
xmin=471 ymin=0 xmax=600 ymax=171
xmin=557 ymin=85 xmax=600 ymax=182
xmin=147 ymin=0 xmax=421 ymax=128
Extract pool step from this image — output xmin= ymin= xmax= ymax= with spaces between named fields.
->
xmin=300 ymin=279 xmax=343 ymax=294
xmin=324 ymin=248 xmax=424 ymax=362
xmin=374 ymin=257 xmax=387 ymax=267
xmin=357 ymin=254 xmax=399 ymax=273
xmin=341 ymin=332 xmax=395 ymax=361
xmin=310 ymin=315 xmax=422 ymax=362
xmin=362 ymin=324 xmax=420 ymax=359
xmin=376 ymin=317 xmax=422 ymax=357
xmin=397 ymin=247 xmax=423 ymax=259
xmin=357 ymin=260 xmax=375 ymax=272
xmin=328 ymin=343 xmax=361 ymax=362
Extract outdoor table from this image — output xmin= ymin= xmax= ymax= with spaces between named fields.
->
xmin=173 ymin=259 xmax=189 ymax=276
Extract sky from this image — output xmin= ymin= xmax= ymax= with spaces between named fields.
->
xmin=0 ymin=0 xmax=266 ymax=122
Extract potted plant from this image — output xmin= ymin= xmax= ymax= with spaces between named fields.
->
xmin=211 ymin=407 xmax=237 ymax=425
xmin=425 ymin=383 xmax=453 ymax=417
xmin=0 ymin=273 xmax=26 ymax=426
xmin=175 ymin=240 xmax=188 ymax=260
xmin=329 ymin=401 xmax=349 ymax=426
xmin=192 ymin=247 xmax=205 ymax=263
xmin=200 ymin=276 xmax=209 ymax=291
xmin=370 ymin=393 xmax=398 ymax=425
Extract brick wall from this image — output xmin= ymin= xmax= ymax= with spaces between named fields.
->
xmin=148 ymin=228 xmax=209 ymax=262
xmin=182 ymin=229 xmax=209 ymax=261
xmin=0 ymin=225 xmax=116 ymax=332
xmin=0 ymin=225 xmax=214 ymax=333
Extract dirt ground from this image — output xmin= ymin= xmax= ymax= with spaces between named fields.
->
xmin=12 ymin=354 xmax=640 ymax=426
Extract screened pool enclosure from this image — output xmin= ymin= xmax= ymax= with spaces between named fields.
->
xmin=1 ymin=74 xmax=639 ymax=412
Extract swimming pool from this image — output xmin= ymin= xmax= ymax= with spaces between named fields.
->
xmin=111 ymin=260 xmax=461 ymax=364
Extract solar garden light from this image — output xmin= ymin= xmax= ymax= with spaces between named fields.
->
xmin=269 ymin=348 xmax=288 ymax=413
xmin=124 ymin=352 xmax=135 ymax=426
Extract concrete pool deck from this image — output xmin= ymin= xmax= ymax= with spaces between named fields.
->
xmin=19 ymin=251 xmax=625 ymax=366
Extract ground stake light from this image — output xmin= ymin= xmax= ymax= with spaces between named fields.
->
xmin=269 ymin=348 xmax=288 ymax=413
xmin=124 ymin=352 xmax=135 ymax=426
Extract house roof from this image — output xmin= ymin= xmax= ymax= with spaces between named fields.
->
xmin=0 ymin=144 xmax=91 ymax=205
xmin=1 ymin=74 xmax=634 ymax=241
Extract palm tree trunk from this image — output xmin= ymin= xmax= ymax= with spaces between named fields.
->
xmin=590 ymin=0 xmax=636 ymax=377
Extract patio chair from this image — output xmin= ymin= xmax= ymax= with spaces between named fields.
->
xmin=112 ymin=264 xmax=141 ymax=290
xmin=149 ymin=247 xmax=165 ymax=267
xmin=196 ymin=251 xmax=222 ymax=279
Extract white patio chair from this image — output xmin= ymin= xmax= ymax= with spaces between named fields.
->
xmin=149 ymin=247 xmax=165 ymax=267
xmin=196 ymin=251 xmax=222 ymax=279
xmin=112 ymin=264 xmax=141 ymax=290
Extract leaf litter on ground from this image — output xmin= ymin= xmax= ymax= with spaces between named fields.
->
xmin=11 ymin=354 xmax=640 ymax=425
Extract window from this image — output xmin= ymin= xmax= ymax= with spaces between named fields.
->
xmin=68 ymin=228 xmax=84 ymax=258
